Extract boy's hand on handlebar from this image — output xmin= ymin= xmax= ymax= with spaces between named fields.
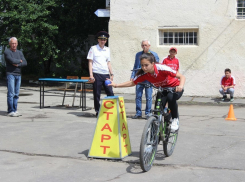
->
xmin=175 ymin=86 xmax=183 ymax=92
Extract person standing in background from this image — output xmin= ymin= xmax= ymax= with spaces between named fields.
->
xmin=161 ymin=47 xmax=179 ymax=71
xmin=130 ymin=39 xmax=159 ymax=119
xmin=4 ymin=37 xmax=27 ymax=117
xmin=161 ymin=47 xmax=180 ymax=113
xmin=87 ymin=31 xmax=114 ymax=117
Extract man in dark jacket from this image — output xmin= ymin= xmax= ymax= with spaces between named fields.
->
xmin=130 ymin=39 xmax=159 ymax=119
xmin=4 ymin=37 xmax=27 ymax=117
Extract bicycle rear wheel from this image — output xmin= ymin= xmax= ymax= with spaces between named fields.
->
xmin=139 ymin=116 xmax=159 ymax=172
xmin=163 ymin=128 xmax=178 ymax=157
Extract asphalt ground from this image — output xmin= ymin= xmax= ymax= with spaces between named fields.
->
xmin=0 ymin=80 xmax=245 ymax=182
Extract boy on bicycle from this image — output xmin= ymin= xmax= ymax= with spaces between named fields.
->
xmin=108 ymin=53 xmax=185 ymax=131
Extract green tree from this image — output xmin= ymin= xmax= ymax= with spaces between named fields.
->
xmin=0 ymin=0 xmax=109 ymax=77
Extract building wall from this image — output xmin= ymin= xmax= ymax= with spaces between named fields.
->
xmin=108 ymin=0 xmax=245 ymax=97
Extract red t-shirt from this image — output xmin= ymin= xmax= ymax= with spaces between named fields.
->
xmin=220 ymin=75 xmax=236 ymax=87
xmin=161 ymin=55 xmax=179 ymax=71
xmin=133 ymin=64 xmax=180 ymax=88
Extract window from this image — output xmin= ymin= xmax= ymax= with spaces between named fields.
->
xmin=237 ymin=0 xmax=245 ymax=19
xmin=159 ymin=29 xmax=198 ymax=46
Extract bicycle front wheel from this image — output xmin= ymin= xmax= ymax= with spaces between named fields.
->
xmin=139 ymin=116 xmax=159 ymax=172
xmin=163 ymin=128 xmax=178 ymax=157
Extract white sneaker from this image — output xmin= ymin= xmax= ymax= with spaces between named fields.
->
xmin=171 ymin=118 xmax=179 ymax=131
xmin=7 ymin=112 xmax=18 ymax=117
xmin=15 ymin=111 xmax=22 ymax=116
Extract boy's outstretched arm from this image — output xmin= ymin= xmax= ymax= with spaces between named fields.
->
xmin=108 ymin=80 xmax=135 ymax=88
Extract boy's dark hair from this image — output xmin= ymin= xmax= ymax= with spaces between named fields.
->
xmin=136 ymin=53 xmax=156 ymax=76
xmin=225 ymin=68 xmax=231 ymax=73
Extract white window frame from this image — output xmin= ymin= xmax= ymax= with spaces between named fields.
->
xmin=237 ymin=0 xmax=245 ymax=19
xmin=159 ymin=28 xmax=198 ymax=46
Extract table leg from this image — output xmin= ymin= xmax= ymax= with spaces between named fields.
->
xmin=72 ymin=83 xmax=78 ymax=107
xmin=40 ymin=81 xmax=41 ymax=109
xmin=82 ymin=82 xmax=86 ymax=111
xmin=42 ymin=81 xmax=44 ymax=108
xmin=40 ymin=81 xmax=45 ymax=108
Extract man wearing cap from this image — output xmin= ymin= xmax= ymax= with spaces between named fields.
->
xmin=87 ymin=31 xmax=114 ymax=117
xmin=130 ymin=39 xmax=159 ymax=119
xmin=161 ymin=47 xmax=180 ymax=113
xmin=161 ymin=47 xmax=179 ymax=71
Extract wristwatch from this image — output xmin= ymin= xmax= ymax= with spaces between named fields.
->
xmin=110 ymin=74 xmax=114 ymax=76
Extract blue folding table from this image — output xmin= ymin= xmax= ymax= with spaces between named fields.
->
xmin=39 ymin=78 xmax=89 ymax=111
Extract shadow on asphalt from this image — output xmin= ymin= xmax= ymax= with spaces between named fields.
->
xmin=211 ymin=97 xmax=232 ymax=103
xmin=0 ymin=110 xmax=7 ymax=116
xmin=126 ymin=164 xmax=144 ymax=174
xmin=129 ymin=151 xmax=139 ymax=158
xmin=68 ymin=112 xmax=96 ymax=117
xmin=32 ymin=105 xmax=92 ymax=110
xmin=77 ymin=149 xmax=167 ymax=174
xmin=78 ymin=149 xmax=89 ymax=157
xmin=125 ymin=150 xmax=166 ymax=174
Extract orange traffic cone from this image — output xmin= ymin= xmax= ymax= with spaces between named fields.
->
xmin=225 ymin=104 xmax=237 ymax=121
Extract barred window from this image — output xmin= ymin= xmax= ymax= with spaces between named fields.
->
xmin=159 ymin=29 xmax=198 ymax=46
xmin=237 ymin=0 xmax=245 ymax=19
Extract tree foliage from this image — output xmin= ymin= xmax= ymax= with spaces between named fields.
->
xmin=0 ymin=0 xmax=109 ymax=77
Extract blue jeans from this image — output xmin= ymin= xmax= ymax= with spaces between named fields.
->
xmin=135 ymin=81 xmax=152 ymax=116
xmin=7 ymin=75 xmax=21 ymax=113
xmin=219 ymin=88 xmax=234 ymax=97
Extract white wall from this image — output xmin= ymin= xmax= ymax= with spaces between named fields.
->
xmin=109 ymin=0 xmax=245 ymax=97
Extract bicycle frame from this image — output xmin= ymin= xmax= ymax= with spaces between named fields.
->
xmin=139 ymin=83 xmax=179 ymax=172
xmin=151 ymin=87 xmax=173 ymax=144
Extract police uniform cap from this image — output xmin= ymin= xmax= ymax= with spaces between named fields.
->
xmin=96 ymin=31 xmax=110 ymax=39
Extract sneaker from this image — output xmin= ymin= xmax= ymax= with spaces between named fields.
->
xmin=230 ymin=97 xmax=234 ymax=102
xmin=15 ymin=111 xmax=22 ymax=116
xmin=221 ymin=95 xmax=227 ymax=101
xmin=171 ymin=118 xmax=179 ymax=131
xmin=145 ymin=113 xmax=152 ymax=120
xmin=96 ymin=112 xmax=98 ymax=117
xmin=7 ymin=112 xmax=18 ymax=117
xmin=132 ymin=115 xmax=142 ymax=119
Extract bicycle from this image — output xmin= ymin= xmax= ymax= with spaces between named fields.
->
xmin=139 ymin=83 xmax=179 ymax=172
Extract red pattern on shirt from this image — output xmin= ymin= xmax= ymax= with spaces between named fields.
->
xmin=161 ymin=56 xmax=179 ymax=71
xmin=133 ymin=64 xmax=180 ymax=88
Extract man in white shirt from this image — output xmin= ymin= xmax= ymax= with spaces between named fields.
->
xmin=87 ymin=31 xmax=114 ymax=117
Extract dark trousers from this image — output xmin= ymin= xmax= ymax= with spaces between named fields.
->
xmin=93 ymin=73 xmax=114 ymax=112
xmin=161 ymin=89 xmax=184 ymax=119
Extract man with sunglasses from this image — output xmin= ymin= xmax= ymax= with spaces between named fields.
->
xmin=87 ymin=31 xmax=114 ymax=117
xmin=130 ymin=39 xmax=159 ymax=119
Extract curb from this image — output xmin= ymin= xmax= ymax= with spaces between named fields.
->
xmin=123 ymin=99 xmax=245 ymax=107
